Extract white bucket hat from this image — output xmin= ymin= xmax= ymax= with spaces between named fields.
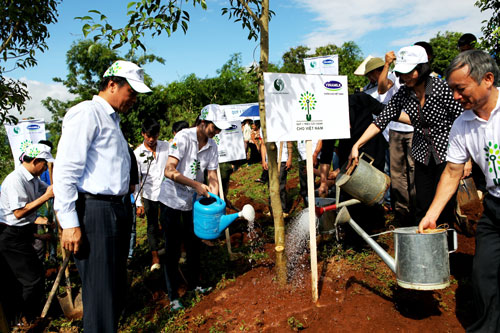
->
xmin=393 ymin=45 xmax=428 ymax=74
xmin=103 ymin=60 xmax=152 ymax=93
xmin=200 ymin=104 xmax=232 ymax=130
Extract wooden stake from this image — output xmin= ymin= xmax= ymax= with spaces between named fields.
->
xmin=306 ymin=140 xmax=318 ymax=302
xmin=277 ymin=141 xmax=284 ymax=173
xmin=217 ymin=167 xmax=238 ymax=260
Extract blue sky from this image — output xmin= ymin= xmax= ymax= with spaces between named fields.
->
xmin=6 ymin=0 xmax=492 ymax=120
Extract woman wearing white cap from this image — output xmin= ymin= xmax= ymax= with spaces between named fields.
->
xmin=0 ymin=144 xmax=55 ymax=322
xmin=158 ymin=104 xmax=231 ymax=310
xmin=349 ymin=45 xmax=465 ymax=225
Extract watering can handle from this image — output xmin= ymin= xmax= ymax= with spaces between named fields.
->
xmin=359 ymin=152 xmax=375 ymax=165
xmin=448 ymin=229 xmax=458 ymax=254
xmin=208 ymin=192 xmax=223 ymax=204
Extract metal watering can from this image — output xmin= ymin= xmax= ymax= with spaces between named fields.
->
xmin=336 ymin=153 xmax=390 ymax=206
xmin=193 ymin=192 xmax=255 ymax=240
xmin=336 ymin=207 xmax=458 ymax=290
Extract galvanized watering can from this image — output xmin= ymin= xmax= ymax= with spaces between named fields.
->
xmin=193 ymin=192 xmax=255 ymax=240
xmin=336 ymin=207 xmax=458 ymax=290
xmin=336 ymin=153 xmax=390 ymax=206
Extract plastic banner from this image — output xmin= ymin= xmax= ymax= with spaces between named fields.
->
xmin=4 ymin=119 xmax=47 ymax=164
xmin=304 ymin=55 xmax=339 ymax=75
xmin=214 ymin=121 xmax=246 ymax=163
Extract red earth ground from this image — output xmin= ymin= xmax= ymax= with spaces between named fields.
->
xmin=176 ymin=174 xmax=478 ymax=332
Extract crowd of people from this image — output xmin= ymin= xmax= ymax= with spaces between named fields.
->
xmin=1 ymin=32 xmax=500 ymax=332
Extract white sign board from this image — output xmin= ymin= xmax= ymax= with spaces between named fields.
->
xmin=221 ymin=103 xmax=258 ymax=121
xmin=5 ymin=119 xmax=47 ymax=164
xmin=304 ymin=55 xmax=339 ymax=75
xmin=264 ymin=73 xmax=350 ymax=142
xmin=215 ymin=121 xmax=246 ymax=163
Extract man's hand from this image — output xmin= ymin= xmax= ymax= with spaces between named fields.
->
xmin=44 ymin=185 xmax=54 ymax=199
xmin=136 ymin=206 xmax=145 ymax=217
xmin=318 ymin=182 xmax=329 ymax=197
xmin=261 ymin=160 xmax=269 ymax=171
xmin=286 ymin=158 xmax=292 ymax=171
xmin=418 ymin=215 xmax=438 ymax=233
xmin=462 ymin=160 xmax=473 ymax=179
xmin=195 ymin=182 xmax=210 ymax=198
xmin=62 ymin=227 xmax=82 ymax=253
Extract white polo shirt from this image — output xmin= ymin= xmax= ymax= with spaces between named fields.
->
xmin=0 ymin=165 xmax=49 ymax=226
xmin=447 ymin=87 xmax=500 ymax=198
xmin=297 ymin=140 xmax=320 ymax=161
xmin=158 ymin=127 xmax=219 ymax=211
xmin=134 ymin=140 xmax=170 ymax=206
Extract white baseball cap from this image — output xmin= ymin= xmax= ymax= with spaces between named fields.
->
xmin=24 ymin=144 xmax=55 ymax=162
xmin=393 ymin=45 xmax=428 ymax=74
xmin=103 ymin=60 xmax=152 ymax=93
xmin=200 ymin=104 xmax=232 ymax=130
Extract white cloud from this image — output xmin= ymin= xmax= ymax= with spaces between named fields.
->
xmin=9 ymin=79 xmax=75 ymax=123
xmin=293 ymin=0 xmax=492 ymax=51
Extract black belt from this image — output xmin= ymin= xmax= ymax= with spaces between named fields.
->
xmin=80 ymin=192 xmax=125 ymax=203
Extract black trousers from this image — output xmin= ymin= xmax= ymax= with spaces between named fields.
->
xmin=414 ymin=159 xmax=457 ymax=225
xmin=75 ymin=195 xmax=130 ymax=333
xmin=468 ymin=195 xmax=500 ymax=332
xmin=143 ymin=198 xmax=163 ymax=252
xmin=160 ymin=205 xmax=201 ymax=300
xmin=0 ymin=223 xmax=44 ymax=321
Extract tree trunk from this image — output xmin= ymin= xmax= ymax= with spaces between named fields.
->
xmin=258 ymin=0 xmax=287 ymax=287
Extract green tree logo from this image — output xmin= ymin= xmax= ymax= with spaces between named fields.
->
xmin=274 ymin=79 xmax=284 ymax=91
xmin=485 ymin=141 xmax=500 ymax=185
xmin=190 ymin=159 xmax=201 ymax=176
xmin=20 ymin=139 xmax=32 ymax=153
xmin=213 ymin=135 xmax=220 ymax=145
xmin=299 ymin=91 xmax=316 ymax=121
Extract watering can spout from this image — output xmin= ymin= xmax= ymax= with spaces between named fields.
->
xmin=220 ymin=213 xmax=240 ymax=231
xmin=336 ymin=207 xmax=396 ymax=273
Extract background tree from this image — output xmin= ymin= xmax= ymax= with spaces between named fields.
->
xmin=0 ymin=0 xmax=59 ymax=124
xmin=475 ymin=0 xmax=500 ymax=65
xmin=429 ymin=31 xmax=462 ymax=77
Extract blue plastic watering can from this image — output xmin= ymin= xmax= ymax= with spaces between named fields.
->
xmin=193 ymin=192 xmax=255 ymax=240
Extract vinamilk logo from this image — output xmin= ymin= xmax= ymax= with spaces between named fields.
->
xmin=324 ymin=80 xmax=342 ymax=92
xmin=299 ymin=91 xmax=316 ymax=121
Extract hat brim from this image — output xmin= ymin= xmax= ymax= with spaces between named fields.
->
xmin=127 ymin=79 xmax=152 ymax=93
xmin=393 ymin=63 xmax=418 ymax=74
xmin=213 ymin=120 xmax=232 ymax=130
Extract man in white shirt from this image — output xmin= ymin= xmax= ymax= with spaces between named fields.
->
xmin=418 ymin=50 xmax=500 ymax=332
xmin=0 ymin=144 xmax=54 ymax=322
xmin=54 ymin=60 xmax=151 ymax=332
xmin=158 ymin=104 xmax=231 ymax=310
xmin=134 ymin=118 xmax=169 ymax=271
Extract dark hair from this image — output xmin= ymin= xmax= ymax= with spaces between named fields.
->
xmin=414 ymin=41 xmax=434 ymax=61
xmin=19 ymin=153 xmax=35 ymax=163
xmin=38 ymin=140 xmax=53 ymax=150
xmin=414 ymin=63 xmax=432 ymax=86
xmin=254 ymin=120 xmax=261 ymax=129
xmin=172 ymin=120 xmax=189 ymax=135
xmin=98 ymin=76 xmax=129 ymax=92
xmin=141 ymin=118 xmax=160 ymax=136
xmin=446 ymin=50 xmax=499 ymax=85
xmin=458 ymin=33 xmax=477 ymax=48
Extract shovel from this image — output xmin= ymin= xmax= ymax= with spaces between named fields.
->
xmin=57 ymin=250 xmax=83 ymax=319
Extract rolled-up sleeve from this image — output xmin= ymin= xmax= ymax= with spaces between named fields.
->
xmin=53 ymin=104 xmax=97 ymax=229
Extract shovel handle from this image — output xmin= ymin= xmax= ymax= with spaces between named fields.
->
xmin=41 ymin=255 xmax=71 ymax=318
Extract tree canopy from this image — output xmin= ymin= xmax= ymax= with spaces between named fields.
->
xmin=475 ymin=0 xmax=500 ymax=65
xmin=0 ymin=0 xmax=59 ymax=124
